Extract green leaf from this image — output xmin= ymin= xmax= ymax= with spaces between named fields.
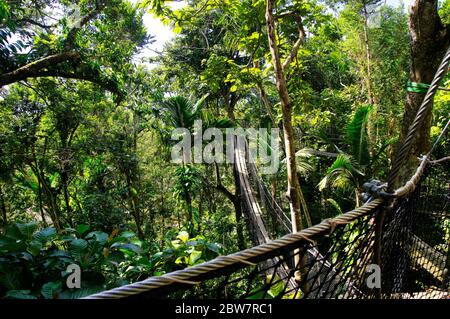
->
xmin=27 ymin=240 xmax=43 ymax=256
xmin=33 ymin=227 xmax=57 ymax=243
xmin=4 ymin=224 xmax=23 ymax=240
xmin=0 ymin=236 xmax=24 ymax=252
xmin=119 ymin=231 xmax=136 ymax=239
xmin=175 ymin=256 xmax=188 ymax=265
xmin=268 ymin=280 xmax=285 ymax=298
xmin=5 ymin=290 xmax=38 ymax=299
xmin=59 ymin=287 xmax=103 ymax=299
xmin=111 ymin=243 xmax=142 ymax=254
xmin=177 ymin=231 xmax=189 ymax=243
xmin=326 ymin=198 xmax=343 ymax=215
xmin=0 ymin=270 xmax=23 ymax=290
xmin=246 ymin=289 xmax=272 ymax=299
xmin=41 ymin=281 xmax=62 ymax=299
xmin=318 ymin=154 xmax=359 ymax=191
xmin=347 ymin=105 xmax=372 ymax=165
xmin=76 ymin=224 xmax=90 ymax=237
xmin=85 ymin=231 xmax=108 ymax=245
xmin=16 ymin=222 xmax=38 ymax=239
xmin=189 ymin=250 xmax=202 ymax=265
xmin=173 ymin=25 xmax=182 ymax=34
xmin=206 ymin=242 xmax=222 ymax=254
xmin=69 ymin=239 xmax=88 ymax=258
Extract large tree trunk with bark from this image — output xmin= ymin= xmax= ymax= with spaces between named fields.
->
xmin=392 ymin=0 xmax=449 ymax=188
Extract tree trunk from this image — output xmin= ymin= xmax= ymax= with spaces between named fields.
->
xmin=0 ymin=184 xmax=7 ymax=226
xmin=34 ymin=151 xmax=47 ymax=226
xmin=362 ymin=4 xmax=374 ymax=105
xmin=216 ymin=163 xmax=245 ymax=250
xmin=35 ymin=169 xmax=62 ymax=231
xmin=131 ymin=195 xmax=144 ymax=240
xmin=125 ymin=173 xmax=144 ymax=239
xmin=61 ymin=171 xmax=73 ymax=227
xmin=223 ymin=92 xmax=237 ymax=123
xmin=392 ymin=0 xmax=449 ymax=188
xmin=185 ymin=190 xmax=194 ymax=229
xmin=265 ymin=0 xmax=304 ymax=233
xmin=362 ymin=4 xmax=378 ymax=149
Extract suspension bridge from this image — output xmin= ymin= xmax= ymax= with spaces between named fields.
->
xmin=84 ymin=46 xmax=450 ymax=299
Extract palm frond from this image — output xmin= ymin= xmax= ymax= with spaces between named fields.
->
xmin=201 ymin=110 xmax=235 ymax=129
xmin=346 ymin=105 xmax=372 ymax=165
xmin=162 ymin=96 xmax=195 ymax=129
xmin=295 ymin=148 xmax=314 ymax=158
xmin=192 ymin=93 xmax=209 ymax=118
xmin=296 ymin=161 xmax=315 ymax=176
xmin=325 ymin=198 xmax=343 ymax=215
xmin=162 ymin=95 xmax=209 ymax=130
xmin=318 ymin=154 xmax=359 ymax=191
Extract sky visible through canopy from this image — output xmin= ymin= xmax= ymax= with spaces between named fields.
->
xmin=133 ymin=0 xmax=407 ymax=67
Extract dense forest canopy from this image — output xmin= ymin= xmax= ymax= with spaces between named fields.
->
xmin=0 ymin=0 xmax=448 ymax=299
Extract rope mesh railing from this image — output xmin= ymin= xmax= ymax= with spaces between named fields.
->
xmin=84 ymin=45 xmax=450 ymax=300
xmin=84 ymin=156 xmax=448 ymax=299
xmin=165 ymin=213 xmax=376 ymax=299
xmin=381 ymin=161 xmax=449 ymax=299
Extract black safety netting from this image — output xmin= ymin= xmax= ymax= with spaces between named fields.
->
xmin=380 ymin=161 xmax=449 ymax=299
xmin=129 ymin=212 xmax=378 ymax=299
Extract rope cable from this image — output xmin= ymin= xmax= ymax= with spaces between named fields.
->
xmin=388 ymin=45 xmax=450 ymax=191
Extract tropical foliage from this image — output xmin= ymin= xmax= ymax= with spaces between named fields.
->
xmin=0 ymin=0 xmax=448 ymax=298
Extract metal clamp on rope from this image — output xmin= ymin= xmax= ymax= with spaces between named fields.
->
xmin=362 ymin=180 xmax=395 ymax=203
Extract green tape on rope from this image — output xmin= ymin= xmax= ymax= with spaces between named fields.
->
xmin=406 ymin=81 xmax=430 ymax=93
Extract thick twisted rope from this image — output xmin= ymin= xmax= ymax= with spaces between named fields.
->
xmin=83 ymin=132 xmax=435 ymax=299
xmin=388 ymin=45 xmax=450 ymax=190
xmin=84 ymin=198 xmax=383 ymax=299
xmin=394 ymin=118 xmax=450 ymax=197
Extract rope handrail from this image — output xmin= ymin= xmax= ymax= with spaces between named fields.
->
xmin=84 ymin=45 xmax=450 ymax=300
xmin=388 ymin=45 xmax=450 ymax=190
xmin=82 ymin=151 xmax=436 ymax=299
xmin=89 ymin=171 xmax=434 ymax=300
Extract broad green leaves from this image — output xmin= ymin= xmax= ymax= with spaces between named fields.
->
xmin=16 ymin=222 xmax=38 ymax=239
xmin=34 ymin=227 xmax=57 ymax=243
xmin=0 ymin=222 xmax=223 ymax=298
xmin=0 ymin=222 xmax=149 ymax=299
xmin=318 ymin=154 xmax=360 ymax=192
xmin=177 ymin=230 xmax=190 ymax=243
xmin=69 ymin=239 xmax=89 ymax=259
xmin=150 ymin=231 xmax=223 ymax=274
xmin=41 ymin=281 xmax=62 ymax=299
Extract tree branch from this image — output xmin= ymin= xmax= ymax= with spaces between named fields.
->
xmin=214 ymin=162 xmax=236 ymax=203
xmin=15 ymin=18 xmax=54 ymax=29
xmin=64 ymin=1 xmax=107 ymax=50
xmin=0 ymin=2 xmax=109 ymax=89
xmin=0 ymin=51 xmax=81 ymax=87
xmin=282 ymin=15 xmax=306 ymax=73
